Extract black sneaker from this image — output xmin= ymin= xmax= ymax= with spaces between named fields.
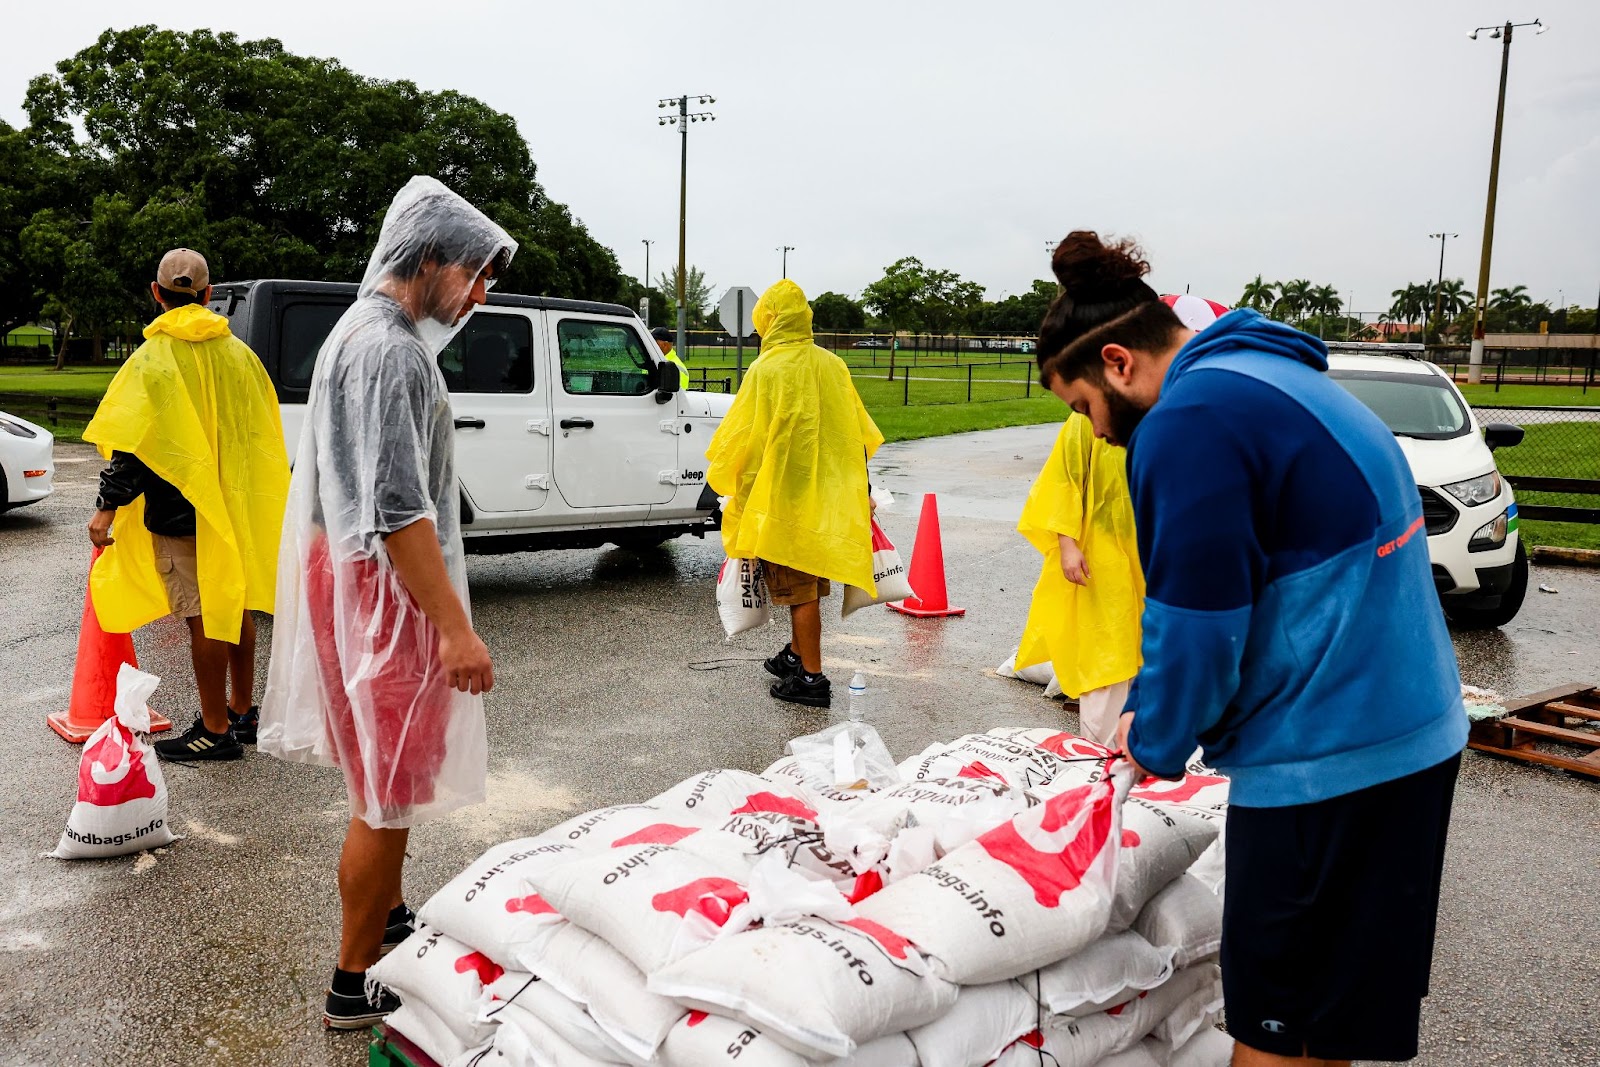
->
xmin=228 ymin=706 xmax=259 ymax=744
xmin=771 ymin=672 xmax=832 ymax=708
xmin=153 ymin=719 xmax=244 ymax=762
xmin=763 ymin=644 xmax=803 ymax=680
xmin=323 ymin=982 xmax=400 ymax=1031
xmin=380 ymin=904 xmax=415 ymax=956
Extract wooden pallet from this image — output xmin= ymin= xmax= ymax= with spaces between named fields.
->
xmin=1468 ymin=683 xmax=1600 ymax=779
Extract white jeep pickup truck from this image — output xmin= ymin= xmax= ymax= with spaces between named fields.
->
xmin=210 ymin=280 xmax=732 ymax=553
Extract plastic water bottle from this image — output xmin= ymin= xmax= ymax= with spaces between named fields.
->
xmin=847 ymin=671 xmax=868 ymax=723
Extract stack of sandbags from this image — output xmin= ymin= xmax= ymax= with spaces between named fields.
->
xmin=373 ymin=728 xmax=1233 ymax=1066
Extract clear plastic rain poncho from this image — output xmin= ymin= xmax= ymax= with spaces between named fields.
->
xmin=260 ymin=176 xmax=516 ymax=829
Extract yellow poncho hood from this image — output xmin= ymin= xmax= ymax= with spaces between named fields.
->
xmin=85 ymin=304 xmax=291 ymax=642
xmin=1015 ymin=415 xmax=1144 ymax=697
xmin=706 ymin=280 xmax=884 ymax=593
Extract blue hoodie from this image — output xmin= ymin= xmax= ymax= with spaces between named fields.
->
xmin=1125 ymin=309 xmax=1465 ymax=807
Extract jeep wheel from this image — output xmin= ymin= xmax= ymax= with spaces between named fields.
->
xmin=1444 ymin=541 xmax=1529 ymax=630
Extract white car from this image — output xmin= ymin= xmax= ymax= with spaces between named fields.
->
xmin=0 ymin=409 xmax=55 ymax=511
xmin=1326 ymin=344 xmax=1526 ymax=628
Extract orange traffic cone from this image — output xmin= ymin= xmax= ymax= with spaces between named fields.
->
xmin=48 ymin=548 xmax=172 ymax=742
xmin=888 ymin=494 xmax=966 ymax=618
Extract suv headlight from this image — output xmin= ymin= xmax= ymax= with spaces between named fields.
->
xmin=1442 ymin=471 xmax=1501 ymax=507
xmin=1469 ymin=510 xmax=1510 ymax=552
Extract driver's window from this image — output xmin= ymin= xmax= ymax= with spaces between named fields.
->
xmin=557 ymin=320 xmax=653 ymax=396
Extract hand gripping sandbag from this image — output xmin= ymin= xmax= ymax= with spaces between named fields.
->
xmin=52 ymin=664 xmax=179 ymax=859
xmin=717 ymin=558 xmax=771 ymax=638
xmin=854 ymin=762 xmax=1136 ymax=985
xmin=841 ymin=519 xmax=915 ymax=617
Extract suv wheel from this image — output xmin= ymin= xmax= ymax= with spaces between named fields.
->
xmin=1444 ymin=541 xmax=1529 ymax=630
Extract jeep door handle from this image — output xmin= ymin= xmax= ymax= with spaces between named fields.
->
xmin=454 ymin=416 xmax=486 ymax=430
xmin=559 ymin=417 xmax=595 ymax=430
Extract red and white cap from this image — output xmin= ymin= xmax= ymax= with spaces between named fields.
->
xmin=1161 ymin=293 xmax=1230 ymax=331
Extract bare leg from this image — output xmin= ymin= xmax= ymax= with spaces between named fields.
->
xmin=227 ymin=612 xmax=256 ymax=715
xmin=1233 ymin=1043 xmax=1347 ymax=1067
xmin=186 ymin=616 xmax=233 ymax=734
xmin=337 ymin=818 xmax=410 ymax=972
xmin=790 ymin=599 xmax=823 ymax=674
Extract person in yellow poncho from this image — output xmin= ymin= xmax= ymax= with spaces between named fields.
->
xmin=1013 ymin=413 xmax=1144 ymax=744
xmin=85 ymin=248 xmax=290 ymax=762
xmin=706 ymin=279 xmax=883 ymax=708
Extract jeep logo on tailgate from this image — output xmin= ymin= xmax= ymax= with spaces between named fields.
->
xmin=681 ymin=470 xmax=704 ymax=482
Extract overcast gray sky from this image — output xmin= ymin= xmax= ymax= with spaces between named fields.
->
xmin=7 ymin=1 xmax=1598 ymax=318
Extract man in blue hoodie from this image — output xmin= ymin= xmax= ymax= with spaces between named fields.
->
xmin=1036 ymin=234 xmax=1465 ymax=1066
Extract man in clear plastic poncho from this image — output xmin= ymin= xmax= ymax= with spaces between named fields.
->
xmin=706 ymin=279 xmax=883 ymax=708
xmin=259 ymin=176 xmax=515 ymax=1030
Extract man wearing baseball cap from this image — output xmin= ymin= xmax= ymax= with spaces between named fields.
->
xmin=651 ymin=325 xmax=689 ymax=376
xmin=85 ymin=248 xmax=290 ymax=762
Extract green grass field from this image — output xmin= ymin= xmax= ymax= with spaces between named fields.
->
xmin=0 ymin=365 xmax=121 ymax=399
xmin=1457 ymin=382 xmax=1600 ymax=407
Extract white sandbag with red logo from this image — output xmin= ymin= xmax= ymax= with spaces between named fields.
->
xmin=854 ymin=764 xmax=1136 ymax=985
xmin=531 ymin=921 xmax=684 ymax=1061
xmin=657 ymin=1011 xmax=812 ymax=1067
xmin=51 ymin=665 xmax=179 ymax=859
xmin=906 ymin=978 xmax=1042 ymax=1067
xmin=526 ymin=839 xmax=756 ymax=977
xmin=899 ymin=732 xmax=1070 ymax=791
xmin=990 ymin=1012 xmax=1122 ymax=1067
xmin=415 ymin=839 xmax=581 ymax=972
xmin=1096 ymin=963 xmax=1222 ymax=1057
xmin=761 ymin=755 xmax=878 ymax=818
xmin=1038 ymin=930 xmax=1176 ymax=1017
xmin=842 ymin=520 xmax=915 ymax=617
xmin=825 ymin=776 xmax=1032 ymax=876
xmin=649 ymin=916 xmax=959 ymax=1060
xmin=367 ymin=928 xmax=504 ymax=1056
xmin=385 ymin=1001 xmax=492 ymax=1067
xmin=996 ymin=648 xmax=1056 ymax=688
xmin=486 ymin=1001 xmax=621 ymax=1067
xmin=717 ymin=558 xmax=770 ymax=638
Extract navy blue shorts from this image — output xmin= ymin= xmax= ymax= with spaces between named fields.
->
xmin=1221 ymin=753 xmax=1461 ymax=1062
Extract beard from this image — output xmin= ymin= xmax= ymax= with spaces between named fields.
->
xmin=1102 ymin=385 xmax=1151 ymax=447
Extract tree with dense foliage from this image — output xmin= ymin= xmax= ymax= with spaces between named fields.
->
xmin=655 ymin=266 xmax=714 ymax=328
xmin=861 ymin=257 xmax=927 ymax=379
xmin=810 ymin=291 xmax=865 ymax=331
xmin=979 ymin=280 xmax=1058 ymax=334
xmin=8 ymin=25 xmax=630 ymax=361
xmin=1238 ymin=275 xmax=1276 ymax=312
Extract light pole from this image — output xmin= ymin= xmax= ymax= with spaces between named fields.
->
xmin=658 ymin=93 xmax=716 ymax=361
xmin=1429 ymin=232 xmax=1457 ymax=344
xmin=1466 ymin=18 xmax=1546 ymax=383
xmin=777 ymin=245 xmax=795 ymax=279
xmin=640 ymin=239 xmax=654 ymax=325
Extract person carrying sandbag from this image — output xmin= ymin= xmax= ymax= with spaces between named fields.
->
xmin=706 ymin=279 xmax=882 ymax=708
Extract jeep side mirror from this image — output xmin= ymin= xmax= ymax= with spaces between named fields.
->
xmin=655 ymin=361 xmax=682 ymax=404
xmin=1483 ymin=422 xmax=1524 ymax=451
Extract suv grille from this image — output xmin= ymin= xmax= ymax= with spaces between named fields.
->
xmin=1418 ymin=486 xmax=1457 ymax=535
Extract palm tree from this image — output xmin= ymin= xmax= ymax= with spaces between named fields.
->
xmin=1438 ymin=278 xmax=1471 ymax=317
xmin=1490 ymin=285 xmax=1531 ymax=312
xmin=1389 ymin=284 xmax=1431 ymax=342
xmin=1307 ymin=284 xmax=1341 ymax=337
xmin=1239 ymin=275 xmax=1276 ymax=312
xmin=1274 ymin=279 xmax=1313 ymax=326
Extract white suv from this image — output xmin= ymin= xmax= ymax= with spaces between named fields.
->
xmin=1326 ymin=343 xmax=1526 ymax=628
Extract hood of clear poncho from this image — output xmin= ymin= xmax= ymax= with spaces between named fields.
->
xmin=359 ymin=175 xmax=519 ymax=354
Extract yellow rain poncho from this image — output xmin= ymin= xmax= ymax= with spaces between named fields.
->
xmin=1014 ymin=415 xmax=1144 ymax=697
xmin=85 ymin=304 xmax=290 ymax=643
xmin=706 ymin=280 xmax=884 ymax=593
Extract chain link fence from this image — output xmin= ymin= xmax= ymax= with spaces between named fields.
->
xmin=1471 ymin=404 xmax=1600 ymax=523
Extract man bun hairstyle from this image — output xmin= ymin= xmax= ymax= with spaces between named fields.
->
xmin=1037 ymin=231 xmax=1185 ymax=387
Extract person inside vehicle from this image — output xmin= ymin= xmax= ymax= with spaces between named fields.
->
xmin=651 ymin=325 xmax=689 ymax=377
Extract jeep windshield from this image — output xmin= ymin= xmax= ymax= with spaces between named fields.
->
xmin=1327 ymin=369 xmax=1471 ymax=440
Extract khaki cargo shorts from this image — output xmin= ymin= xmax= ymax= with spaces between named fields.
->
xmin=151 ymin=534 xmax=203 ymax=619
xmin=761 ymin=560 xmax=831 ymax=607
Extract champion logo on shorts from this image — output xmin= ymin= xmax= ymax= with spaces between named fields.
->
xmin=1262 ymin=1019 xmax=1289 ymax=1034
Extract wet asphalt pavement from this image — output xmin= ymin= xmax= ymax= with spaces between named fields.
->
xmin=2 ymin=429 xmax=1597 ymax=1067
